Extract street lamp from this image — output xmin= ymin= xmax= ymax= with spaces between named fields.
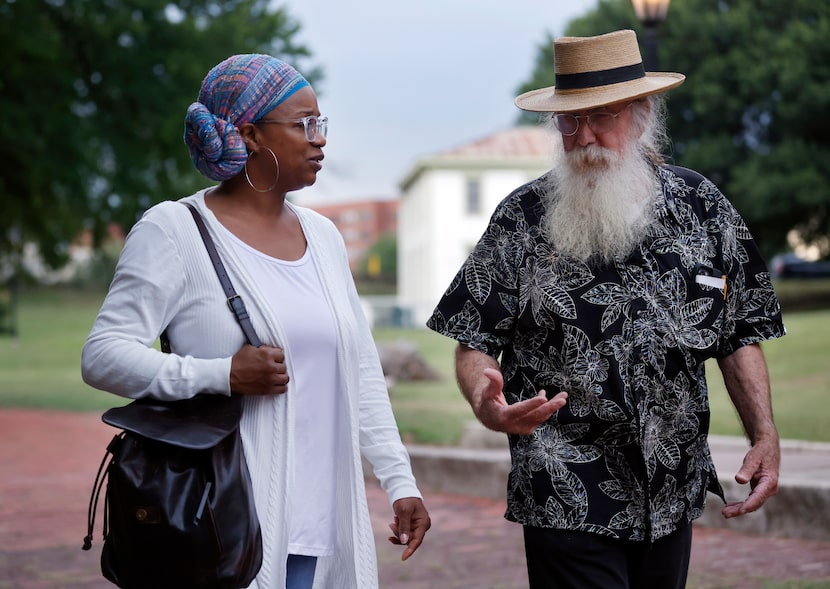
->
xmin=631 ymin=0 xmax=671 ymax=71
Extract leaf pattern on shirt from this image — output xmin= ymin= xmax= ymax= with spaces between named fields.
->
xmin=602 ymin=447 xmax=647 ymax=538
xmin=427 ymin=165 xmax=785 ymax=541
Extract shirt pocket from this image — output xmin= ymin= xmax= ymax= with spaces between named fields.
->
xmin=685 ymin=263 xmax=727 ymax=355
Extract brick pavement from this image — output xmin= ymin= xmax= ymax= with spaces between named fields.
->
xmin=2 ymin=408 xmax=829 ymax=589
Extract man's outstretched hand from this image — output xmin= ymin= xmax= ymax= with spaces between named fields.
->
xmin=472 ymin=368 xmax=568 ymax=436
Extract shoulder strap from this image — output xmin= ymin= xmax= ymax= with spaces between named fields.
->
xmin=161 ymin=203 xmax=262 ymax=349
xmin=184 ymin=202 xmax=262 ymax=347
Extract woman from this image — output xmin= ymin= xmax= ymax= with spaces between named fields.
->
xmin=82 ymin=54 xmax=430 ymax=589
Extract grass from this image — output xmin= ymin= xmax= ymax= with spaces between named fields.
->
xmin=705 ymin=308 xmax=830 ymax=443
xmin=0 ymin=289 xmax=118 ymax=411
xmin=373 ymin=327 xmax=476 ymax=445
xmin=1 ymin=286 xmax=829 ymax=446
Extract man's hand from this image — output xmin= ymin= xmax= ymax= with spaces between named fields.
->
xmin=722 ymin=435 xmax=780 ymax=518
xmin=455 ymin=345 xmax=567 ymax=436
xmin=388 ymin=497 xmax=431 ymax=561
xmin=473 ymin=368 xmax=567 ymax=435
xmin=717 ymin=344 xmax=780 ymax=519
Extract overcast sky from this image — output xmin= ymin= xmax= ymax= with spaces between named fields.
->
xmin=278 ymin=0 xmax=599 ymax=205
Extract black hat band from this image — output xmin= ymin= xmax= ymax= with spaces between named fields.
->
xmin=555 ymin=63 xmax=645 ymax=91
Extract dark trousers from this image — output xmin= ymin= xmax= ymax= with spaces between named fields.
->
xmin=523 ymin=523 xmax=692 ymax=589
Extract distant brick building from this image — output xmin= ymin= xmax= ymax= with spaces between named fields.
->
xmin=308 ymin=198 xmax=398 ymax=272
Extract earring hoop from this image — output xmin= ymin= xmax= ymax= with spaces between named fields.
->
xmin=244 ymin=147 xmax=280 ymax=193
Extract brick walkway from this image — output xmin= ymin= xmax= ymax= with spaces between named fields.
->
xmin=2 ymin=409 xmax=829 ymax=589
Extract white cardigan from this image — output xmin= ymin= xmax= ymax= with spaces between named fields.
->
xmin=82 ymin=190 xmax=422 ymax=588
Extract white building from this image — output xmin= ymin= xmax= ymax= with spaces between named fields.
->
xmin=397 ymin=126 xmax=554 ymax=327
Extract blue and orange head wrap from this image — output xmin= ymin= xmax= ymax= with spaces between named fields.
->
xmin=183 ymin=54 xmax=309 ymax=181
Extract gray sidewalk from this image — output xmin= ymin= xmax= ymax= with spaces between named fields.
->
xmin=401 ymin=424 xmax=830 ymax=542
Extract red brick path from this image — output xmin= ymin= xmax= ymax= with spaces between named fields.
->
xmin=2 ymin=409 xmax=829 ymax=589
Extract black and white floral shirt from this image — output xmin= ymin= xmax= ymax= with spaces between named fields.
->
xmin=427 ymin=165 xmax=785 ymax=542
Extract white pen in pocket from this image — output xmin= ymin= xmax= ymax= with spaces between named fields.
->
xmin=694 ymin=264 xmax=728 ymax=300
xmin=695 ymin=274 xmax=725 ymax=290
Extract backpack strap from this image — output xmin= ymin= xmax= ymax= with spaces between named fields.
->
xmin=185 ymin=202 xmax=261 ymax=347
xmin=160 ymin=203 xmax=262 ymax=350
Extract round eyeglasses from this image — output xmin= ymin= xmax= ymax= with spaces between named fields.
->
xmin=256 ymin=114 xmax=328 ymax=142
xmin=552 ymin=104 xmax=632 ymax=137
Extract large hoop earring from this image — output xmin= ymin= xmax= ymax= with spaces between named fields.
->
xmin=244 ymin=147 xmax=280 ymax=193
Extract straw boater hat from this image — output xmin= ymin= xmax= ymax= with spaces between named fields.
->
xmin=515 ymin=29 xmax=685 ymax=113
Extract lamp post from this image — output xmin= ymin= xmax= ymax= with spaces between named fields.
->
xmin=631 ymin=0 xmax=671 ymax=71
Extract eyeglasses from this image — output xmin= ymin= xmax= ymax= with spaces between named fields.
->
xmin=256 ymin=114 xmax=328 ymax=142
xmin=552 ymin=104 xmax=633 ymax=136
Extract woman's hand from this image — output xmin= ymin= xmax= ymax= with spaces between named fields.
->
xmin=229 ymin=344 xmax=289 ymax=395
xmin=388 ymin=497 xmax=431 ymax=561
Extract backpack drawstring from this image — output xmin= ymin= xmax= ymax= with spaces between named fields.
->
xmin=83 ymin=433 xmax=122 ymax=551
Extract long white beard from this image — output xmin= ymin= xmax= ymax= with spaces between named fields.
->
xmin=541 ymin=142 xmax=659 ymax=266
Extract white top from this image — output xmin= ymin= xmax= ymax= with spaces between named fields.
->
xmin=81 ymin=190 xmax=421 ymax=589
xmin=221 ymin=229 xmax=338 ymax=557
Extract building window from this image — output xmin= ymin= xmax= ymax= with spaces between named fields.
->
xmin=466 ymin=178 xmax=481 ymax=215
xmin=342 ymin=210 xmax=360 ymax=223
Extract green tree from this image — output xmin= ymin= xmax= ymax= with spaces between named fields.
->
xmin=355 ymin=232 xmax=398 ymax=295
xmin=0 ymin=0 xmax=319 ymax=270
xmin=365 ymin=232 xmax=398 ymax=279
xmin=517 ymin=0 xmax=830 ymax=258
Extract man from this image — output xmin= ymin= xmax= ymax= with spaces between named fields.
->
xmin=427 ymin=29 xmax=785 ymax=589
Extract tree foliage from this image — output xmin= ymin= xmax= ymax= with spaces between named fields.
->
xmin=517 ymin=0 xmax=830 ymax=258
xmin=353 ymin=232 xmax=398 ymax=295
xmin=0 ymin=0 xmax=318 ymax=269
xmin=365 ymin=231 xmax=398 ymax=279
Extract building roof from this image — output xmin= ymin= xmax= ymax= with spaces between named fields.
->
xmin=399 ymin=126 xmax=553 ymax=190
xmin=438 ymin=126 xmax=553 ymax=159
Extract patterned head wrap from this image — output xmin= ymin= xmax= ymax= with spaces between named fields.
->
xmin=183 ymin=54 xmax=309 ymax=181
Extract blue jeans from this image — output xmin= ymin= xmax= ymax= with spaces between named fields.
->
xmin=286 ymin=554 xmax=318 ymax=589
